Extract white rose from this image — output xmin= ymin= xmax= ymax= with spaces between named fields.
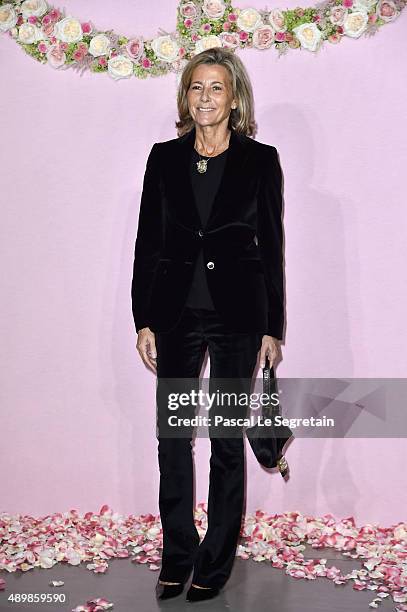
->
xmin=21 ymin=0 xmax=48 ymax=18
xmin=89 ymin=33 xmax=111 ymax=57
xmin=343 ymin=10 xmax=369 ymax=37
xmin=237 ymin=8 xmax=263 ymax=33
xmin=108 ymin=54 xmax=134 ymax=80
xmin=202 ymin=0 xmax=226 ymax=20
xmin=151 ymin=35 xmax=180 ymax=62
xmin=18 ymin=22 xmax=44 ymax=44
xmin=352 ymin=0 xmax=376 ymax=11
xmin=292 ymin=22 xmax=322 ymax=51
xmin=0 ymin=4 xmax=18 ymax=32
xmin=194 ymin=34 xmax=222 ymax=54
xmin=54 ymin=17 xmax=83 ymax=44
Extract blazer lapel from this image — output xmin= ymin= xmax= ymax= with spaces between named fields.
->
xmin=169 ymin=125 xmax=250 ymax=232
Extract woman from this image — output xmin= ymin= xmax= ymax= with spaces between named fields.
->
xmin=131 ymin=47 xmax=284 ymax=602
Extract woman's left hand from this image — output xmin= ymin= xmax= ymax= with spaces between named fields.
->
xmin=259 ymin=335 xmax=280 ymax=368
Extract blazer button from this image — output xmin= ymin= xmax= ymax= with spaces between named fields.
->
xmin=198 ymin=229 xmax=204 ymax=237
xmin=207 ymin=261 xmax=214 ymax=269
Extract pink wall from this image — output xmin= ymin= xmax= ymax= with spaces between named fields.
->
xmin=0 ymin=1 xmax=406 ymax=525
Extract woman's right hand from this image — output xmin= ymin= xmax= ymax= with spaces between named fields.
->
xmin=136 ymin=327 xmax=157 ymax=373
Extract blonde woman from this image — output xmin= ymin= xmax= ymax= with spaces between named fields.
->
xmin=132 ymin=47 xmax=285 ymax=602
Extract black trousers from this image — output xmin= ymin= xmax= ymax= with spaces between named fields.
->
xmin=155 ymin=306 xmax=263 ymax=589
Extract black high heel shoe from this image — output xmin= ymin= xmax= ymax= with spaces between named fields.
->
xmin=186 ymin=584 xmax=220 ymax=602
xmin=155 ymin=579 xmax=184 ymax=600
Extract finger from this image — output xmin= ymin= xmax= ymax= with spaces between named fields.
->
xmin=267 ymin=345 xmax=278 ymax=367
xmin=142 ymin=349 xmax=157 ymax=372
xmin=148 ymin=336 xmax=157 ymax=360
xmin=259 ymin=348 xmax=266 ymax=369
xmin=146 ymin=338 xmax=157 ymax=372
xmin=139 ymin=341 xmax=157 ymax=372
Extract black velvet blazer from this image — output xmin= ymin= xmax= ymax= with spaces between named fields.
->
xmin=131 ymin=125 xmax=285 ymax=340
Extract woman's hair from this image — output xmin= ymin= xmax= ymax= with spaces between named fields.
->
xmin=175 ymin=47 xmax=256 ymax=138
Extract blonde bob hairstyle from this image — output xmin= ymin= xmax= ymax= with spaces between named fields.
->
xmin=175 ymin=47 xmax=256 ymax=138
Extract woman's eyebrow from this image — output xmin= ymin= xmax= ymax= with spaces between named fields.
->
xmin=191 ymin=80 xmax=224 ymax=85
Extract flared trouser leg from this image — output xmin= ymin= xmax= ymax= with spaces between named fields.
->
xmin=191 ymin=317 xmax=262 ymax=589
xmin=155 ymin=306 xmax=262 ymax=587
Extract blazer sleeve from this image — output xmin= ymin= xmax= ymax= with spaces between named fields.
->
xmin=256 ymin=145 xmax=285 ymax=340
xmin=131 ymin=143 xmax=163 ymax=333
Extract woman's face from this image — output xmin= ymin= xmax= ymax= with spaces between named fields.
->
xmin=186 ymin=63 xmax=236 ymax=131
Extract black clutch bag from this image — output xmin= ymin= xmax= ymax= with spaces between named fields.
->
xmin=246 ymin=356 xmax=293 ymax=477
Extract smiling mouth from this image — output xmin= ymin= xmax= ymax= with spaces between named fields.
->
xmin=197 ymin=108 xmax=215 ymax=112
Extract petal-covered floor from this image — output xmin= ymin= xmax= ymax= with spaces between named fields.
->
xmin=0 ymin=503 xmax=406 ymax=611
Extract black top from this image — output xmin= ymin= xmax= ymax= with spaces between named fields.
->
xmin=185 ymin=146 xmax=229 ymax=310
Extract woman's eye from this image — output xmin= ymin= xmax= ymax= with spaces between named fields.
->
xmin=191 ymin=85 xmax=222 ymax=91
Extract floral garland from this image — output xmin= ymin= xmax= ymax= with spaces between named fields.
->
xmin=0 ymin=0 xmax=405 ymax=80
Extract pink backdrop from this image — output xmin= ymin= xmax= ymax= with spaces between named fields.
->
xmin=0 ymin=0 xmax=406 ymax=525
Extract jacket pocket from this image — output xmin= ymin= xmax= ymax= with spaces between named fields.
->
xmin=237 ymin=257 xmax=264 ymax=272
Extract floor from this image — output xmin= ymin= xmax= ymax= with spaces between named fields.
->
xmin=0 ymin=545 xmax=394 ymax=612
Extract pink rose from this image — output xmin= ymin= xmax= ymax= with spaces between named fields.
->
xmin=81 ymin=22 xmax=92 ymax=34
xmin=99 ymin=57 xmax=107 ymax=67
xmin=219 ymin=32 xmax=240 ymax=47
xmin=46 ymin=45 xmax=66 ymax=68
xmin=42 ymin=22 xmax=55 ymax=38
xmin=73 ymin=49 xmax=85 ymax=61
xmin=275 ymin=31 xmax=286 ymax=42
xmin=328 ymin=33 xmax=341 ymax=42
xmin=228 ymin=13 xmax=237 ymax=22
xmin=342 ymin=0 xmax=353 ymax=7
xmin=37 ymin=41 xmax=47 ymax=53
xmin=126 ymin=37 xmax=144 ymax=60
xmin=48 ymin=9 xmax=61 ymax=21
xmin=330 ymin=6 xmax=347 ymax=25
xmin=184 ymin=18 xmax=193 ymax=28
xmin=171 ymin=58 xmax=187 ymax=72
xmin=222 ymin=21 xmax=231 ymax=30
xmin=179 ymin=2 xmax=198 ymax=19
xmin=376 ymin=0 xmax=397 ymax=21
xmin=239 ymin=31 xmax=249 ymax=41
xmin=28 ymin=16 xmax=38 ymax=24
xmin=202 ymin=23 xmax=211 ymax=32
xmin=252 ymin=25 xmax=275 ymax=49
xmin=142 ymin=57 xmax=151 ymax=68
xmin=270 ymin=9 xmax=285 ymax=31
